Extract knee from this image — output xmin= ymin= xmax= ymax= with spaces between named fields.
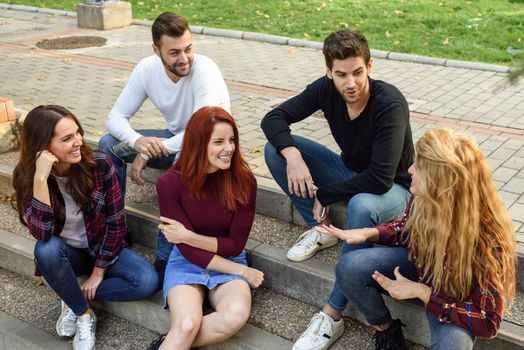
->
xmin=135 ymin=267 xmax=159 ymax=298
xmin=347 ymin=195 xmax=380 ymax=228
xmin=98 ymin=134 xmax=118 ymax=153
xmin=218 ymin=303 xmax=250 ymax=334
xmin=34 ymin=237 xmax=65 ymax=265
xmin=264 ymin=142 xmax=281 ymax=168
xmin=172 ymin=315 xmax=202 ymax=338
xmin=335 ymin=251 xmax=371 ymax=289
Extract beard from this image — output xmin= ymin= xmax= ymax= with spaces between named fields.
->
xmin=160 ymin=53 xmax=192 ymax=78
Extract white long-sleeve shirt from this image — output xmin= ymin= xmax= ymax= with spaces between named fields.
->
xmin=105 ymin=54 xmax=230 ymax=154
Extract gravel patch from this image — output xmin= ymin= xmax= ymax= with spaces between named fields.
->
xmin=250 ymin=288 xmax=426 ymax=349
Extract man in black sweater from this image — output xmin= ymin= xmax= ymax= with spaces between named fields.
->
xmin=261 ymin=29 xmax=414 ymax=350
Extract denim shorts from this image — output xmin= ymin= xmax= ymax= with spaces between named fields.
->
xmin=163 ymin=245 xmax=248 ymax=308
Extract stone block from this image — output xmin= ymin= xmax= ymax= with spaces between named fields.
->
xmin=77 ymin=1 xmax=132 ymax=30
xmin=0 ymin=98 xmax=16 ymax=123
xmin=243 ymin=32 xmax=288 ymax=45
xmin=0 ymin=122 xmax=18 ymax=153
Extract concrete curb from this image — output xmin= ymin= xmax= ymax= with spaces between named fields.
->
xmin=0 ymin=311 xmax=70 ymax=350
xmin=0 ymin=3 xmax=511 ymax=73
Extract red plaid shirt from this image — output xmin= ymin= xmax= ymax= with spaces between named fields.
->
xmin=376 ymin=197 xmax=504 ymax=338
xmin=25 ymin=152 xmax=127 ymax=275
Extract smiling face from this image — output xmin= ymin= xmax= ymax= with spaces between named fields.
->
xmin=153 ymin=30 xmax=194 ymax=81
xmin=206 ymin=122 xmax=235 ymax=173
xmin=326 ymin=56 xmax=371 ymax=105
xmin=408 ymin=162 xmax=421 ymax=195
xmin=48 ymin=117 xmax=83 ymax=175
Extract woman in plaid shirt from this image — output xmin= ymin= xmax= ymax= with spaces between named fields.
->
xmin=13 ymin=105 xmax=159 ymax=350
xmin=318 ymin=128 xmax=516 ymax=350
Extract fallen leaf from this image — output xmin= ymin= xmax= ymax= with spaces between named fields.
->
xmin=288 ymin=47 xmax=297 ymax=53
xmin=385 ymin=30 xmax=391 ymax=38
xmin=24 ymin=97 xmax=32 ymax=103
xmin=303 ymin=32 xmax=310 ymax=38
xmin=247 ymin=96 xmax=254 ymax=100
xmin=94 ymin=131 xmax=104 ymax=136
xmin=251 ymin=146 xmax=263 ymax=154
xmin=33 ymin=277 xmax=44 ymax=287
xmin=37 ymin=75 xmax=47 ymax=81
xmin=394 ymin=40 xmax=400 ymax=45
xmin=63 ymin=58 xmax=72 ymax=63
xmin=442 ymin=37 xmax=449 ymax=45
xmin=395 ymin=9 xmax=403 ymax=16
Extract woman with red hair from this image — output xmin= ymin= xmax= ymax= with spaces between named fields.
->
xmin=151 ymin=106 xmax=264 ymax=350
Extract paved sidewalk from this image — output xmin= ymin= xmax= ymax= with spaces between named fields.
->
xmin=0 ymin=7 xmax=523 ymax=243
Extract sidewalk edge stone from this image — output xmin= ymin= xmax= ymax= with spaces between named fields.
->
xmin=0 ymin=4 xmax=512 ymax=73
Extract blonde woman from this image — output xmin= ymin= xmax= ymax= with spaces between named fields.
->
xmin=318 ymin=128 xmax=516 ymax=350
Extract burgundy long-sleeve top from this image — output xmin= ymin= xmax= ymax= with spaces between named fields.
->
xmin=376 ymin=197 xmax=504 ymax=338
xmin=156 ymin=170 xmax=257 ymax=268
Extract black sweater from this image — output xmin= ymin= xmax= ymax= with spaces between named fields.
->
xmin=261 ymin=76 xmax=414 ymax=206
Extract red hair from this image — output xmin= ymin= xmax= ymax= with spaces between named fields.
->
xmin=173 ymin=107 xmax=254 ymax=211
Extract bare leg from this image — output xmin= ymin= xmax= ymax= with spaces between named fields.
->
xmin=159 ymin=284 xmax=205 ymax=350
xmin=192 ymin=280 xmax=251 ymax=347
xmin=322 ymin=304 xmax=343 ymax=321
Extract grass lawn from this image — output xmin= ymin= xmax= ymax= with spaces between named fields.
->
xmin=5 ymin=0 xmax=524 ymax=66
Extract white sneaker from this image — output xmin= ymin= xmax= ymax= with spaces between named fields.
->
xmin=287 ymin=227 xmax=339 ymax=261
xmin=73 ymin=312 xmax=97 ymax=350
xmin=56 ymin=300 xmax=77 ymax=337
xmin=293 ymin=311 xmax=344 ymax=350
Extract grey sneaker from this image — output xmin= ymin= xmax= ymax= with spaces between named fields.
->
xmin=293 ymin=311 xmax=344 ymax=350
xmin=73 ymin=312 xmax=97 ymax=350
xmin=56 ymin=300 xmax=77 ymax=337
xmin=287 ymin=227 xmax=339 ymax=262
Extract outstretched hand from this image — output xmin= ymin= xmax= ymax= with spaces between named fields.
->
xmin=316 ymin=225 xmax=377 ymax=244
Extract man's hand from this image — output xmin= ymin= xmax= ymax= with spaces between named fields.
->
xmin=131 ymin=155 xmax=147 ymax=186
xmin=158 ymin=216 xmax=193 ymax=244
xmin=280 ymin=147 xmax=314 ymax=198
xmin=80 ymin=267 xmax=105 ymax=301
xmin=134 ymin=136 xmax=169 ymax=159
xmin=373 ymin=266 xmax=431 ymax=303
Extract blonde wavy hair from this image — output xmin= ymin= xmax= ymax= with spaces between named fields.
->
xmin=405 ymin=128 xmax=515 ymax=309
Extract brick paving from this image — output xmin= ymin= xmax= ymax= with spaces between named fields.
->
xmin=0 ymin=8 xmax=522 ymax=243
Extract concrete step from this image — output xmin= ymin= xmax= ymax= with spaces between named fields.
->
xmin=0 ymin=267 xmax=160 ymax=350
xmin=2 ymin=218 xmax=523 ymax=349
xmin=0 ymin=230 xmax=292 ymax=349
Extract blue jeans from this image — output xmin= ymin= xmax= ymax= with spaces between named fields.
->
xmin=34 ymin=236 xmax=159 ymax=316
xmin=335 ymin=246 xmax=474 ymax=349
xmin=264 ymin=135 xmax=410 ymax=308
xmin=98 ymin=129 xmax=177 ymax=197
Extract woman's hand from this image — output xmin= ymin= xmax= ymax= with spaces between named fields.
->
xmin=34 ymin=150 xmax=58 ymax=181
xmin=159 ymin=216 xmax=192 ymax=244
xmin=373 ymin=266 xmax=431 ymax=303
xmin=316 ymin=225 xmax=378 ymax=244
xmin=80 ymin=267 xmax=105 ymax=301
xmin=241 ymin=266 xmax=264 ymax=288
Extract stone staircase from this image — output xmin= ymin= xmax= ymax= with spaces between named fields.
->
xmin=0 ymin=154 xmax=523 ymax=349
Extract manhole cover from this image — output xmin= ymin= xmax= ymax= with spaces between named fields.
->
xmin=36 ymin=36 xmax=107 ymax=50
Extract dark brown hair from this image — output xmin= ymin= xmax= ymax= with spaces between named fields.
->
xmin=12 ymin=105 xmax=96 ymax=225
xmin=173 ymin=107 xmax=253 ymax=211
xmin=323 ymin=29 xmax=370 ymax=69
xmin=152 ymin=12 xmax=189 ymax=47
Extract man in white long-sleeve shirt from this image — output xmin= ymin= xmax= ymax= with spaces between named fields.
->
xmin=99 ymin=11 xmax=230 ymax=282
xmin=100 ymin=11 xmax=230 ymax=195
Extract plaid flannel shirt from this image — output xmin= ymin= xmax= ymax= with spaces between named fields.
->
xmin=25 ymin=152 xmax=127 ymax=275
xmin=376 ymin=196 xmax=503 ymax=338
